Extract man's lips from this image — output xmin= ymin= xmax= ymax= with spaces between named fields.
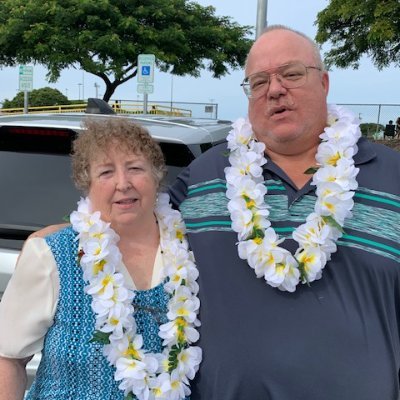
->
xmin=268 ymin=105 xmax=291 ymax=117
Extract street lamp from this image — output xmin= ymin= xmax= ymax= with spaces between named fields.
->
xmin=78 ymin=83 xmax=82 ymax=100
xmin=82 ymin=70 xmax=85 ymax=101
xmin=94 ymin=83 xmax=100 ymax=98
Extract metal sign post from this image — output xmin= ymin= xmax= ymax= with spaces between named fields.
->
xmin=19 ymin=65 xmax=33 ymax=114
xmin=137 ymin=54 xmax=155 ymax=114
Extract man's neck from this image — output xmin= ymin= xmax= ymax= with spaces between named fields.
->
xmin=265 ymin=144 xmax=319 ymax=189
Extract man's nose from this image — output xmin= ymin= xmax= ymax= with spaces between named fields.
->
xmin=267 ymin=73 xmax=287 ymax=98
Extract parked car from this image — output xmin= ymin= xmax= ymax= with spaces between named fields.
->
xmin=0 ymin=99 xmax=231 ymax=388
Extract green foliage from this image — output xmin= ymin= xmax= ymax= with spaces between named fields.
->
xmin=89 ymin=330 xmax=111 ymax=345
xmin=2 ymin=87 xmax=69 ymax=108
xmin=0 ymin=0 xmax=252 ymax=101
xmin=360 ymin=122 xmax=384 ymax=137
xmin=315 ymin=0 xmax=400 ymax=69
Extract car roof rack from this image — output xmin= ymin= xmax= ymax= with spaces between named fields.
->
xmin=85 ymin=98 xmax=116 ymax=115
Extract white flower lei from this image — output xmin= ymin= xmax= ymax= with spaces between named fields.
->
xmin=70 ymin=192 xmax=201 ymax=400
xmin=225 ymin=104 xmax=361 ymax=292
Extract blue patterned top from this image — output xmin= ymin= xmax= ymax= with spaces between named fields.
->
xmin=25 ymin=226 xmax=177 ymax=400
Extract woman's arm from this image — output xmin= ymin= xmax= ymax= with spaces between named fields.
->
xmin=0 ymin=355 xmax=32 ymax=400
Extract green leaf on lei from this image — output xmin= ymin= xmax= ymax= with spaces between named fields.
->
xmin=168 ymin=344 xmax=184 ymax=372
xmin=322 ymin=215 xmax=345 ymax=233
xmin=304 ymin=166 xmax=319 ymax=174
xmin=297 ymin=261 xmax=311 ymax=287
xmin=89 ymin=330 xmax=111 ymax=345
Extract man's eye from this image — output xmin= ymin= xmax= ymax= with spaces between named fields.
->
xmin=250 ymin=77 xmax=269 ymax=89
xmin=283 ymin=71 xmax=303 ymax=80
xmin=99 ymin=170 xmax=112 ymax=176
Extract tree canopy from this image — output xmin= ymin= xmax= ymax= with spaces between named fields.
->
xmin=315 ymin=0 xmax=400 ymax=70
xmin=2 ymin=87 xmax=69 ymax=108
xmin=0 ymin=0 xmax=252 ymax=101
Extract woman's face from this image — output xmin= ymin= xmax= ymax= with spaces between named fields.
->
xmin=88 ymin=143 xmax=158 ymax=230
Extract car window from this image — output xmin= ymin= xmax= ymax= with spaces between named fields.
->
xmin=0 ymin=124 xmax=199 ymax=250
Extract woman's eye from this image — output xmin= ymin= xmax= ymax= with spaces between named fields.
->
xmin=99 ymin=170 xmax=112 ymax=176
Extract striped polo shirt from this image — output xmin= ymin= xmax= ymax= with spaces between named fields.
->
xmin=169 ymin=137 xmax=400 ymax=400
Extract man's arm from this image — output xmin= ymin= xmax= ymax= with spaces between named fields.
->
xmin=0 ymin=356 xmax=32 ymax=400
xmin=168 ymin=167 xmax=190 ymax=209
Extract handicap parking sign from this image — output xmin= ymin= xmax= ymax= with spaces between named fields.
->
xmin=138 ymin=54 xmax=155 ymax=83
xmin=141 ymin=66 xmax=150 ymax=76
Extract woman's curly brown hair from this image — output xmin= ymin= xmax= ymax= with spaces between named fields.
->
xmin=72 ymin=117 xmax=166 ymax=193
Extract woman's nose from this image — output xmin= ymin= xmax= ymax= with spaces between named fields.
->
xmin=115 ymin=172 xmax=132 ymax=191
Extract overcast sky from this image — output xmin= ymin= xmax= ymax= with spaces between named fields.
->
xmin=0 ymin=0 xmax=399 ymax=120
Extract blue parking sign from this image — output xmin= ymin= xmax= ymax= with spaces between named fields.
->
xmin=142 ymin=66 xmax=150 ymax=76
xmin=138 ymin=54 xmax=155 ymax=83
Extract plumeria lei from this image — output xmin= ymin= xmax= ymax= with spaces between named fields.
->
xmin=70 ymin=192 xmax=201 ymax=400
xmin=224 ymin=104 xmax=361 ymax=292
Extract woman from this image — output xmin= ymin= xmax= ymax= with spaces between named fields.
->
xmin=0 ymin=118 xmax=201 ymax=400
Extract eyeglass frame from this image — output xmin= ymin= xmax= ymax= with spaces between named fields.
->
xmin=240 ymin=62 xmax=322 ymax=99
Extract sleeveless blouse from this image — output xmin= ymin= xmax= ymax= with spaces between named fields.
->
xmin=25 ymin=226 xmax=171 ymax=399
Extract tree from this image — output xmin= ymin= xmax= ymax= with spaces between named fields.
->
xmin=0 ymin=0 xmax=252 ymax=101
xmin=360 ymin=122 xmax=384 ymax=138
xmin=2 ymin=87 xmax=69 ymax=108
xmin=315 ymin=0 xmax=400 ymax=70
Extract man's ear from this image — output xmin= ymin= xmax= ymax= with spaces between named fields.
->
xmin=322 ymin=71 xmax=329 ymax=96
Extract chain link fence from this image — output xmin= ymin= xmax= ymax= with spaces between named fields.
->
xmin=338 ymin=103 xmax=400 ymax=138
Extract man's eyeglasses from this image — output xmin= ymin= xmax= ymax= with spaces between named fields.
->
xmin=241 ymin=62 xmax=322 ymax=99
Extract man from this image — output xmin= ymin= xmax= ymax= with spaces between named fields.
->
xmin=169 ymin=25 xmax=400 ymax=399
xmin=384 ymin=120 xmax=396 ymax=139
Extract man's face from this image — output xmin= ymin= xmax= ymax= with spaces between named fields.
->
xmin=245 ymin=29 xmax=329 ymax=154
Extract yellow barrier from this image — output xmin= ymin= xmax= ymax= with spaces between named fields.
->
xmin=1 ymin=101 xmax=192 ymax=117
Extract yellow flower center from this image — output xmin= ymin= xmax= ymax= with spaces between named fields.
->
xmin=328 ymin=152 xmax=341 ymax=165
xmin=124 ymin=344 xmax=141 ymax=360
xmin=93 ymin=259 xmax=106 ymax=275
xmin=177 ymin=307 xmax=189 ymax=317
xmin=253 ymin=237 xmax=263 ymax=245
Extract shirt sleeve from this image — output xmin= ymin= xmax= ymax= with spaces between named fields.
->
xmin=0 ymin=238 xmax=59 ymax=359
xmin=168 ymin=166 xmax=190 ymax=209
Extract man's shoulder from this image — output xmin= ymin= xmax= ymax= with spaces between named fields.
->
xmin=357 ymin=137 xmax=400 ymax=165
xmin=190 ymin=141 xmax=229 ymax=168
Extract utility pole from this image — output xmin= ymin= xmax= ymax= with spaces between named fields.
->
xmin=256 ymin=0 xmax=268 ymax=38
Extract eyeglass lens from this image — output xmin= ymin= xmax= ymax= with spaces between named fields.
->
xmin=243 ymin=63 xmax=309 ymax=98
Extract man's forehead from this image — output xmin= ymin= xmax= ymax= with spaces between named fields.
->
xmin=246 ymin=30 xmax=314 ymax=74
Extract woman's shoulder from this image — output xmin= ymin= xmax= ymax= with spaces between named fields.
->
xmin=45 ymin=224 xmax=75 ymax=243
